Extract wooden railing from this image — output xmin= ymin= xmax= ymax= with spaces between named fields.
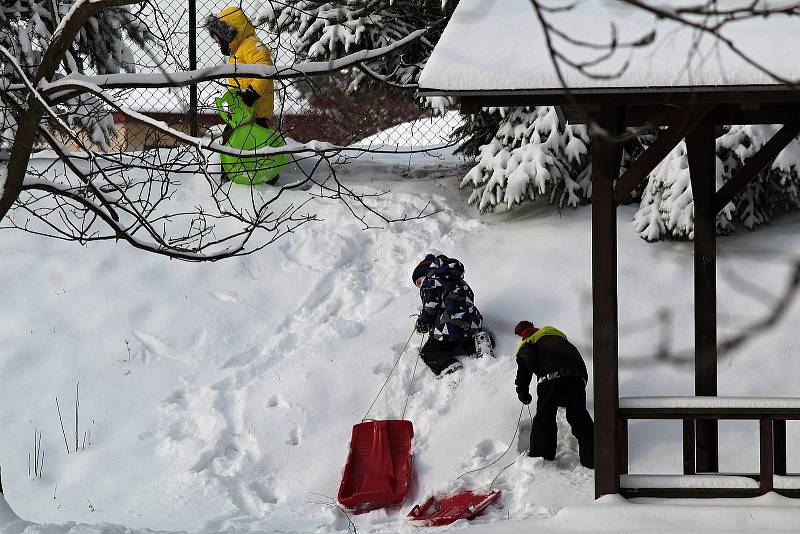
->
xmin=617 ymin=397 xmax=800 ymax=498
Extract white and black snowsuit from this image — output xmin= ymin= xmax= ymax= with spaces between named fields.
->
xmin=416 ymin=255 xmax=483 ymax=375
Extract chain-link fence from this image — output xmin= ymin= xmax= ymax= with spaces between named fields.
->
xmin=119 ymin=0 xmax=461 ymax=150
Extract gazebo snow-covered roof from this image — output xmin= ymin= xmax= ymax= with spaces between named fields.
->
xmin=420 ymin=0 xmax=800 ymax=500
xmin=419 ymin=0 xmax=800 ymax=95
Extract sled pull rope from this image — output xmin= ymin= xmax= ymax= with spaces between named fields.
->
xmin=362 ymin=327 xmax=416 ymax=422
xmin=401 ymin=334 xmax=425 ymax=420
xmin=488 ymin=405 xmax=535 ymax=487
xmin=456 ymin=405 xmax=526 ymax=481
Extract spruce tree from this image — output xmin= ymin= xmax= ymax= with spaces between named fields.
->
xmin=259 ymin=0 xmax=457 ymax=138
xmin=261 ymin=1 xmax=456 ymax=92
xmin=633 ymin=125 xmax=800 ymax=241
xmin=456 ymin=106 xmax=591 ymax=212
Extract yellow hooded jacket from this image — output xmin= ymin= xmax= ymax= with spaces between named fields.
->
xmin=217 ymin=7 xmax=274 ymax=120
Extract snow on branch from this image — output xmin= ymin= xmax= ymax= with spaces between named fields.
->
xmin=0 ymin=3 xmax=440 ymax=261
xmin=41 ymin=29 xmax=427 ymax=93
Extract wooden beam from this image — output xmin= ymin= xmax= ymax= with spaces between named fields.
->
xmin=459 ymin=98 xmax=800 ymax=128
xmin=615 ymin=109 xmax=710 ymax=204
xmin=707 ymin=106 xmax=800 ymax=126
xmin=621 ymin=488 xmax=763 ymax=499
xmin=454 ymin=88 xmax=800 ymax=114
xmin=715 ymin=123 xmax=800 ymax=213
xmin=686 ymin=121 xmax=719 ymax=473
xmin=591 ymin=106 xmax=624 ymax=498
xmin=620 ymin=407 xmax=800 ymax=418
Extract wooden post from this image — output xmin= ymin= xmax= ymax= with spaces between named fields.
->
xmin=760 ymin=418 xmax=774 ymax=493
xmin=686 ymin=120 xmax=718 ymax=473
xmin=591 ymin=107 xmax=623 ymax=497
xmin=774 ymin=419 xmax=787 ymax=476
xmin=617 ymin=419 xmax=629 ymax=476
xmin=683 ymin=418 xmax=696 ymax=475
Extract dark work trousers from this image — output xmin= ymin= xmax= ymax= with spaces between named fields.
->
xmin=420 ymin=337 xmax=475 ymax=376
xmin=531 ymin=376 xmax=595 ymax=468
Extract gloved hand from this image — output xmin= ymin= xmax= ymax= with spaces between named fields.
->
xmin=517 ymin=391 xmax=532 ymax=405
xmin=238 ymin=87 xmax=260 ymax=107
xmin=415 ymin=321 xmax=431 ymax=334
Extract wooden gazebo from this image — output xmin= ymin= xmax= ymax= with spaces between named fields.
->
xmin=419 ymin=0 xmax=800 ymax=498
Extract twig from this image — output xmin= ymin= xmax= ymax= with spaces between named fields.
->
xmin=56 ymin=397 xmax=70 ymax=454
xmin=35 ymin=429 xmax=43 ymax=477
xmin=75 ymin=381 xmax=79 ymax=453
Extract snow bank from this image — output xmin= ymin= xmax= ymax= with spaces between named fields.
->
xmin=354 ymin=111 xmax=462 ymax=148
xmin=4 ymin=148 xmax=800 ymax=532
xmin=0 ymin=493 xmax=28 ymax=534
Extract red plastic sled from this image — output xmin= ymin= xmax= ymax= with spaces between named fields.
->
xmin=337 ymin=420 xmax=414 ymax=513
xmin=408 ymin=490 xmax=502 ymax=526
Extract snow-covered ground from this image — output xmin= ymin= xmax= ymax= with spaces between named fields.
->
xmin=355 ymin=112 xmax=463 ymax=148
xmin=2 ymin=147 xmax=800 ymax=533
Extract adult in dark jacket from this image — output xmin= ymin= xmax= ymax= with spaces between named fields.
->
xmin=412 ymin=254 xmax=483 ymax=376
xmin=514 ymin=320 xmax=594 ymax=468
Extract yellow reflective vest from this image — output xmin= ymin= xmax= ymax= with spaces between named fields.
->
xmin=514 ymin=326 xmax=568 ymax=359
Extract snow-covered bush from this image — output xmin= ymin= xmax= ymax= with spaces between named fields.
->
xmin=633 ymin=125 xmax=800 ymax=241
xmin=457 ymin=107 xmax=591 ymax=211
xmin=456 ymin=106 xmax=800 ymax=241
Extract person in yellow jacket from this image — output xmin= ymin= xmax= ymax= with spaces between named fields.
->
xmin=206 ymin=6 xmax=274 ymax=127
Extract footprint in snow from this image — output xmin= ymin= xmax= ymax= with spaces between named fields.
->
xmin=210 ymin=292 xmax=238 ymax=303
xmin=286 ymin=426 xmax=301 ymax=446
xmin=132 ymin=330 xmax=194 ymax=363
xmin=267 ymin=395 xmax=285 ymax=408
xmin=163 ymin=389 xmax=188 ymax=409
xmin=224 ymin=444 xmax=240 ymax=460
xmin=248 ymin=480 xmax=279 ymax=505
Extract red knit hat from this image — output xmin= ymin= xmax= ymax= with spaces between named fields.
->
xmin=411 ymin=254 xmax=436 ymax=284
xmin=515 ymin=320 xmax=538 ymax=339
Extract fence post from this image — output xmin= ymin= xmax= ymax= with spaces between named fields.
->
xmin=188 ymin=0 xmax=198 ymax=137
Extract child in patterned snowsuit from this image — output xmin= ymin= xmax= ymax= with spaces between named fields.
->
xmin=412 ymin=254 xmax=484 ymax=377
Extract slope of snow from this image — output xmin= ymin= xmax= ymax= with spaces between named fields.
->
xmin=2 ymin=148 xmax=800 ymax=533
xmin=354 ymin=111 xmax=463 ymax=148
